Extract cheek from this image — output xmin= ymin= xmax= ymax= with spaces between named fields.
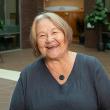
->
xmin=58 ymin=36 xmax=68 ymax=46
xmin=37 ymin=40 xmax=47 ymax=54
xmin=57 ymin=34 xmax=64 ymax=42
xmin=37 ymin=39 xmax=45 ymax=48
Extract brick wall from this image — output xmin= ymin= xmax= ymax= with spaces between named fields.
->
xmin=84 ymin=0 xmax=95 ymax=14
xmin=20 ymin=0 xmax=44 ymax=48
xmin=84 ymin=0 xmax=98 ymax=48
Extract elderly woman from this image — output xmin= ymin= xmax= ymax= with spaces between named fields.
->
xmin=10 ymin=12 xmax=110 ymax=110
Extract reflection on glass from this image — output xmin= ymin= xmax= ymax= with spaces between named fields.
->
xmin=0 ymin=0 xmax=20 ymax=51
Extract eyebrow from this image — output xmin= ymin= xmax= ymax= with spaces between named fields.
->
xmin=36 ymin=27 xmax=60 ymax=36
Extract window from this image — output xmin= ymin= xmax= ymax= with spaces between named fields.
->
xmin=0 ymin=0 xmax=20 ymax=51
xmin=104 ymin=0 xmax=110 ymax=12
xmin=96 ymin=0 xmax=110 ymax=12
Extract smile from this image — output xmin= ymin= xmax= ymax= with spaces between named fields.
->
xmin=46 ymin=45 xmax=59 ymax=49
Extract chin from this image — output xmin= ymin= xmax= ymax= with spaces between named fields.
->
xmin=46 ymin=52 xmax=64 ymax=60
xmin=47 ymin=55 xmax=59 ymax=59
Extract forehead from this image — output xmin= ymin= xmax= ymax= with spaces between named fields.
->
xmin=36 ymin=18 xmax=60 ymax=33
xmin=37 ymin=18 xmax=56 ymax=27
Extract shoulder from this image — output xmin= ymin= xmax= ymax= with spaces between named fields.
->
xmin=19 ymin=57 xmax=44 ymax=80
xmin=14 ymin=57 xmax=45 ymax=93
xmin=77 ymin=53 xmax=108 ymax=78
xmin=76 ymin=53 xmax=104 ymax=73
xmin=77 ymin=53 xmax=99 ymax=65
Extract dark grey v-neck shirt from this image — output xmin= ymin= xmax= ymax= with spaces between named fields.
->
xmin=10 ymin=53 xmax=110 ymax=110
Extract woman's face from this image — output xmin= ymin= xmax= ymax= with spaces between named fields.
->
xmin=36 ymin=18 xmax=68 ymax=59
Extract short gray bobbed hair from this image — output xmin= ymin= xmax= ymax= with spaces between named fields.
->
xmin=30 ymin=12 xmax=73 ymax=56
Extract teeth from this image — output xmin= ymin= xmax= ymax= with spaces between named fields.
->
xmin=47 ymin=45 xmax=58 ymax=49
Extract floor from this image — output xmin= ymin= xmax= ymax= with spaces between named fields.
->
xmin=0 ymin=44 xmax=110 ymax=110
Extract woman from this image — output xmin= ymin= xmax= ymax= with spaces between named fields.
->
xmin=10 ymin=12 xmax=110 ymax=110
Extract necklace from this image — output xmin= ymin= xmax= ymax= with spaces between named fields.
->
xmin=59 ymin=74 xmax=65 ymax=80
xmin=45 ymin=52 xmax=76 ymax=82
xmin=46 ymin=62 xmax=66 ymax=81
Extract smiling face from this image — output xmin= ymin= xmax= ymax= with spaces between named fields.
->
xmin=36 ymin=18 xmax=68 ymax=59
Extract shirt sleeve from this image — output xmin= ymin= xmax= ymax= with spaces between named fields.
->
xmin=93 ymin=58 xmax=110 ymax=110
xmin=9 ymin=71 xmax=26 ymax=110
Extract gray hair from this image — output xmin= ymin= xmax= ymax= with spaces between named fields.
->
xmin=30 ymin=12 xmax=73 ymax=56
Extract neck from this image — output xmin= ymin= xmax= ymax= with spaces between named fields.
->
xmin=45 ymin=51 xmax=71 ymax=65
xmin=44 ymin=51 xmax=76 ymax=84
xmin=45 ymin=51 xmax=75 ymax=75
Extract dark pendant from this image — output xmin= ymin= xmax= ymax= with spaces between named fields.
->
xmin=59 ymin=75 xmax=65 ymax=80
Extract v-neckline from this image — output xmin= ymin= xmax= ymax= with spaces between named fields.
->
xmin=42 ymin=53 xmax=79 ymax=87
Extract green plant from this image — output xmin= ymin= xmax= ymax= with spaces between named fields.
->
xmin=0 ymin=19 xmax=4 ymax=30
xmin=85 ymin=1 xmax=110 ymax=51
xmin=85 ymin=1 xmax=110 ymax=30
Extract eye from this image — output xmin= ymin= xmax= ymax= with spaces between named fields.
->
xmin=40 ymin=35 xmax=45 ymax=37
xmin=52 ymin=31 xmax=58 ymax=35
xmin=38 ymin=34 xmax=46 ymax=38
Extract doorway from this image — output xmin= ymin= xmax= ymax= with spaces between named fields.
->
xmin=44 ymin=0 xmax=84 ymax=44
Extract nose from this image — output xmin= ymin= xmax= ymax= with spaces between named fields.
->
xmin=46 ymin=34 xmax=54 ymax=42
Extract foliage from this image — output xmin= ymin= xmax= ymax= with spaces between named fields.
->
xmin=0 ymin=19 xmax=4 ymax=30
xmin=85 ymin=1 xmax=110 ymax=30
